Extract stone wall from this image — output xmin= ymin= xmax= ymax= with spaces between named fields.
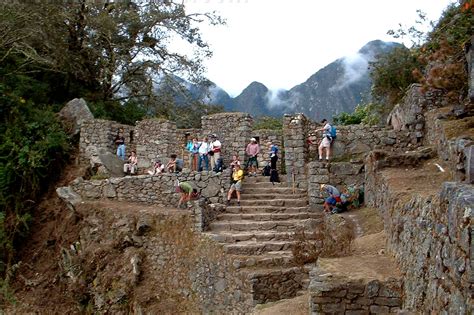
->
xmin=307 ymin=161 xmax=365 ymax=206
xmin=80 ymin=119 xmax=134 ymax=162
xmin=283 ymin=114 xmax=310 ymax=188
xmin=134 ymin=119 xmax=178 ymax=169
xmin=365 ymin=153 xmax=473 ymax=313
xmin=424 ymin=108 xmax=474 ymax=182
xmin=306 ymin=124 xmax=423 ymax=161
xmin=70 ymin=171 xmax=231 ymax=206
xmin=309 ymin=271 xmax=402 ymax=314
xmin=201 ymin=112 xmax=253 ymax=165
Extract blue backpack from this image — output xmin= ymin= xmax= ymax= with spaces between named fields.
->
xmin=330 ymin=125 xmax=337 ymax=139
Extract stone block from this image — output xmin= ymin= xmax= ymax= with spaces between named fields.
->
xmin=466 ymin=145 xmax=474 ymax=184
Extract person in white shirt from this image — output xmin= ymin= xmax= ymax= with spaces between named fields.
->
xmin=209 ymin=134 xmax=222 ymax=171
xmin=313 ymin=119 xmax=332 ymax=161
xmin=198 ymin=136 xmax=210 ymax=171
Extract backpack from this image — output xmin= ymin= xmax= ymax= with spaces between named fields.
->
xmin=262 ymin=165 xmax=271 ymax=176
xmin=329 ymin=125 xmax=337 ymax=139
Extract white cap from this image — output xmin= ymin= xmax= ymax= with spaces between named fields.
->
xmin=251 ymin=137 xmax=256 ymax=142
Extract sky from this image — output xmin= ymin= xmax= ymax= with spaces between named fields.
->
xmin=183 ymin=0 xmax=457 ymax=97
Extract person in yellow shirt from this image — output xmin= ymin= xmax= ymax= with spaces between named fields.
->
xmin=226 ymin=164 xmax=244 ymax=206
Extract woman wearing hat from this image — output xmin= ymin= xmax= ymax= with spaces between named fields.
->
xmin=245 ymin=138 xmax=260 ymax=176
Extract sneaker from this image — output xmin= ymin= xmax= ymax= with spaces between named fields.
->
xmin=237 ymin=201 xmax=240 ymax=206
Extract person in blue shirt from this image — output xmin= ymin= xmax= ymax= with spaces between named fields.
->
xmin=186 ymin=138 xmax=200 ymax=171
xmin=268 ymin=141 xmax=279 ymax=170
xmin=320 ymin=184 xmax=342 ymax=213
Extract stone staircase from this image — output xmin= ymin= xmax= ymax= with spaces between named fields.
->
xmin=204 ymin=175 xmax=324 ymax=304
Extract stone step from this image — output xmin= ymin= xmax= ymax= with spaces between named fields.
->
xmin=217 ymin=212 xmax=321 ymax=222
xmin=238 ymin=199 xmax=308 ymax=207
xmin=225 ymin=205 xmax=312 ymax=214
xmin=224 ymin=240 xmax=295 ymax=255
xmin=245 ymin=176 xmax=287 ymax=183
xmin=243 ymin=182 xmax=292 ymax=189
xmin=204 ymin=231 xmax=296 ymax=243
xmin=241 ymin=187 xmax=306 ymax=195
xmin=209 ymin=219 xmax=318 ymax=232
xmin=241 ymin=193 xmax=306 ymax=200
xmin=230 ymin=251 xmax=295 ymax=269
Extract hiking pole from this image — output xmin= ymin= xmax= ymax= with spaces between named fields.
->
xmin=292 ymin=171 xmax=295 ymax=194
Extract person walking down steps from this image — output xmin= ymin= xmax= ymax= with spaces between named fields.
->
xmin=227 ymin=164 xmax=244 ymax=206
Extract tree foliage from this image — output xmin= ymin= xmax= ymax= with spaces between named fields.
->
xmin=333 ymin=103 xmax=381 ymax=126
xmin=0 ymin=1 xmax=222 ymax=292
xmin=253 ymin=116 xmax=283 ymax=130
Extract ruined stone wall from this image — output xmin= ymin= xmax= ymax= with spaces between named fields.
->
xmin=309 ymin=271 xmax=402 ymax=314
xmin=70 ymin=171 xmax=231 ymax=205
xmin=134 ymin=119 xmax=178 ymax=169
xmin=306 ymin=124 xmax=423 ymax=161
xmin=283 ymin=114 xmax=310 ymax=188
xmin=424 ymin=108 xmax=474 ymax=183
xmin=307 ymin=161 xmax=365 ymax=206
xmin=365 ymin=156 xmax=473 ymax=313
xmin=80 ymin=119 xmax=134 ymax=161
xmin=201 ymin=112 xmax=253 ymax=165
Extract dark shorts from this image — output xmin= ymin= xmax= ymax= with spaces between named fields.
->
xmin=248 ymin=156 xmax=258 ymax=166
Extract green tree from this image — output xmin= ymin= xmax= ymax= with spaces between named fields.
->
xmin=0 ymin=1 xmax=223 ymax=105
xmin=369 ymin=46 xmax=422 ymax=111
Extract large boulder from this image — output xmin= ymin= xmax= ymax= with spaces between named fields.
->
xmin=87 ymin=146 xmax=124 ymax=178
xmin=56 ymin=186 xmax=82 ymax=211
xmin=58 ymin=98 xmax=94 ymax=136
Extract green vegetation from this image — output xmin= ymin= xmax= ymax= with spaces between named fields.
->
xmin=253 ymin=116 xmax=283 ymax=130
xmin=333 ymin=103 xmax=381 ymax=126
xmin=337 ymin=2 xmax=471 ymax=125
xmin=0 ymin=1 xmax=221 ymax=295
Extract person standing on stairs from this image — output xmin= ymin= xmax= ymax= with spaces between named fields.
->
xmin=227 ymin=163 xmax=244 ymax=206
xmin=245 ymin=138 xmax=260 ymax=176
xmin=114 ymin=128 xmax=126 ymax=160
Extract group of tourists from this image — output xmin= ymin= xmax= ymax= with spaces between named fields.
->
xmin=186 ymin=134 xmax=222 ymax=172
xmin=115 ymin=120 xmax=362 ymax=213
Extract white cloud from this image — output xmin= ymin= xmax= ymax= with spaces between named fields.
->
xmin=185 ymin=0 xmax=456 ymax=96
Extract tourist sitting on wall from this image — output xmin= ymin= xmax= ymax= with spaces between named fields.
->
xmin=176 ymin=181 xmax=200 ymax=208
xmin=198 ymin=136 xmax=210 ymax=171
xmin=175 ymin=157 xmax=184 ymax=172
xmin=245 ymin=138 xmax=260 ymax=176
xmin=166 ymin=154 xmax=178 ymax=173
xmin=320 ymin=184 xmax=342 ymax=213
xmin=227 ymin=164 xmax=244 ymax=206
xmin=148 ymin=159 xmax=164 ymax=175
xmin=123 ymin=150 xmax=138 ymax=175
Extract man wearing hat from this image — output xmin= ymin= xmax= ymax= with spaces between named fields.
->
xmin=245 ymin=137 xmax=260 ymax=176
xmin=209 ymin=134 xmax=222 ymax=172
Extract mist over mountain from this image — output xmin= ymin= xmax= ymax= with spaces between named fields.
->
xmin=168 ymin=40 xmax=402 ymax=120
